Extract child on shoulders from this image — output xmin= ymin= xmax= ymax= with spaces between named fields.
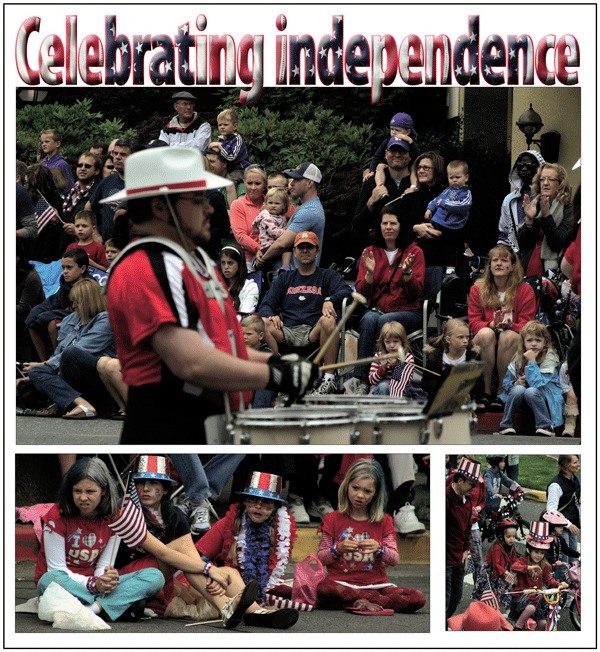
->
xmin=210 ymin=108 xmax=251 ymax=181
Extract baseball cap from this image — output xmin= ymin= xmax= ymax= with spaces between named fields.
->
xmin=386 ymin=137 xmax=410 ymax=152
xmin=293 ymin=231 xmax=319 ymax=247
xmin=283 ymin=162 xmax=322 ymax=183
xmin=390 ymin=112 xmax=417 ymax=137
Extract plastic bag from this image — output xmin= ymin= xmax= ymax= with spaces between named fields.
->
xmin=38 ymin=582 xmax=110 ymax=630
xmin=291 ymin=553 xmax=326 ymax=607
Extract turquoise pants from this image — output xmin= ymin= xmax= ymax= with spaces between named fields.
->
xmin=37 ymin=568 xmax=165 ymax=621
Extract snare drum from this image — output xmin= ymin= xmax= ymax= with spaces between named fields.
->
xmin=231 ymin=407 xmax=355 ymax=445
xmin=423 ymin=404 xmax=477 ymax=445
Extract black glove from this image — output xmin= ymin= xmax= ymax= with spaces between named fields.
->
xmin=266 ymin=354 xmax=319 ymax=402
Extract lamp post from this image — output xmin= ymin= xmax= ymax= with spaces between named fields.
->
xmin=516 ymin=103 xmax=560 ymax=163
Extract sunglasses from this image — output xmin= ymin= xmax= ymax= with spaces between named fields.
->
xmin=515 ymin=162 xmax=535 ymax=170
xmin=77 ymin=163 xmax=94 ymax=169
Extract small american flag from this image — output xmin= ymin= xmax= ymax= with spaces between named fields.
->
xmin=479 ymin=590 xmax=500 ymax=611
xmin=34 ymin=195 xmax=59 ymax=233
xmin=108 ymin=476 xmax=147 ymax=548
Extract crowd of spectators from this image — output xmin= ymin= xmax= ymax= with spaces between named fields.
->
xmin=15 ymin=94 xmax=581 ymax=437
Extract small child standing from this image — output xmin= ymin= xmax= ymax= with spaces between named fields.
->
xmin=472 ymin=518 xmax=519 ymax=613
xmin=498 ymin=320 xmax=564 ymax=437
xmin=423 ymin=160 xmax=472 ymax=280
xmin=509 ymin=521 xmax=568 ymax=630
xmin=219 ymin=244 xmax=259 ymax=317
xmin=211 ymin=108 xmax=251 ymax=181
xmin=66 ymin=210 xmax=109 ymax=270
xmin=483 ymin=455 xmax=522 ymax=518
xmin=251 ymin=188 xmax=292 ymax=269
xmin=241 ymin=315 xmax=274 ymax=408
xmin=540 ymin=510 xmax=580 ymax=582
xmin=317 ymin=458 xmax=426 ymax=613
xmin=368 ymin=321 xmax=413 ymax=396
xmin=558 ymin=361 xmax=579 ymax=437
xmin=365 ymin=112 xmax=420 ymax=185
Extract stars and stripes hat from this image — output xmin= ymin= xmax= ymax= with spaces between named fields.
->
xmin=526 ymin=520 xmax=552 ymax=549
xmin=456 ymin=456 xmax=481 ymax=483
xmin=133 ymin=455 xmax=177 ymax=486
xmin=237 ymin=471 xmax=286 ymax=503
xmin=100 ymin=147 xmax=231 ymax=203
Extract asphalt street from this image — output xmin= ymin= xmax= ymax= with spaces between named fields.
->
xmin=15 ymin=415 xmax=580 ymax=446
xmin=15 ymin=560 xmax=430 ymax=635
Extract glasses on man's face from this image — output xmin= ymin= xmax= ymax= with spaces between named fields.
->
xmin=416 ymin=164 xmax=434 ymax=171
xmin=539 ymin=177 xmax=560 ymax=183
xmin=77 ymin=163 xmax=93 ymax=169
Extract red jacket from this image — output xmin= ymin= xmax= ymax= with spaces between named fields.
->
xmin=512 ymin=556 xmax=559 ymax=593
xmin=487 ymin=542 xmax=518 ymax=579
xmin=468 ymin=282 xmax=536 ymax=336
xmin=446 ymin=484 xmax=473 ymax=566
xmin=355 ymin=242 xmax=425 ymax=314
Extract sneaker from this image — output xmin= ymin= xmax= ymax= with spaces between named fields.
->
xmin=310 ymin=376 xmax=338 ymax=395
xmin=536 ymin=427 xmax=555 ymax=437
xmin=287 ymin=494 xmax=310 ymax=524
xmin=307 ymin=499 xmax=334 ymax=520
xmin=354 ymin=383 xmax=370 ymax=396
xmin=189 ymin=500 xmax=212 ymax=535
xmin=174 ymin=496 xmax=192 ymax=517
xmin=393 ymin=504 xmax=426 ymax=535
xmin=499 ymin=427 xmax=517 ymax=435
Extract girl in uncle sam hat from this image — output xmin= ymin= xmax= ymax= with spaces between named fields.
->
xmin=508 ymin=520 xmax=568 ymax=630
xmin=191 ymin=470 xmax=300 ymax=628
xmin=315 ymin=458 xmax=426 ymax=614
xmin=115 ymin=457 xmax=297 ymax=629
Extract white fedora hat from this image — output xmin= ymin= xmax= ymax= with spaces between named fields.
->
xmin=100 ymin=147 xmax=232 ymax=204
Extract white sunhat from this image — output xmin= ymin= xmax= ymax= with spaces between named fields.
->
xmin=100 ymin=147 xmax=232 ymax=204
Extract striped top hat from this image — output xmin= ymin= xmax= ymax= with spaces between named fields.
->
xmin=456 ymin=457 xmax=481 ymax=483
xmin=100 ymin=148 xmax=232 ymax=204
xmin=133 ymin=455 xmax=177 ymax=486
xmin=237 ymin=471 xmax=285 ymax=503
xmin=526 ymin=520 xmax=552 ymax=549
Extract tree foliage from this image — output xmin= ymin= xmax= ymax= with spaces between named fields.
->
xmin=16 ymin=97 xmax=136 ymax=164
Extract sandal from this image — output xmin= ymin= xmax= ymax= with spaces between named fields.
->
xmin=345 ymin=599 xmax=394 ymax=616
xmin=63 ymin=405 xmax=97 ymax=420
xmin=243 ymin=607 xmax=299 ymax=629
xmin=110 ymin=411 xmax=126 ymax=421
xmin=221 ymin=580 xmax=258 ymax=629
xmin=20 ymin=404 xmax=60 ymax=417
xmin=475 ymin=393 xmax=491 ymax=413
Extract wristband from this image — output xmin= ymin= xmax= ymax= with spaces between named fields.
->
xmin=375 ymin=546 xmax=386 ymax=558
xmin=203 ymin=561 xmax=213 ymax=576
xmin=331 ymin=544 xmax=341 ymax=560
xmin=87 ymin=575 xmax=99 ymax=594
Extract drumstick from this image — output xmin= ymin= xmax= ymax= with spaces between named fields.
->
xmin=313 ymin=291 xmax=368 ymax=364
xmin=319 ymin=352 xmax=441 ymax=376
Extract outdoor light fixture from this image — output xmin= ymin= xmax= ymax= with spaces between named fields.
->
xmin=516 ymin=103 xmax=561 ymax=162
xmin=18 ymin=89 xmax=48 ymax=103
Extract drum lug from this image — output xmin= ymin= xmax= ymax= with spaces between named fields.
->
xmin=419 ymin=424 xmax=429 ymax=445
xmin=469 ymin=412 xmax=478 ymax=438
xmin=241 ymin=431 xmax=251 ymax=445
xmin=350 ymin=429 xmax=361 ymax=445
xmin=299 ymin=432 xmax=310 ymax=444
xmin=373 ymin=426 xmax=382 ymax=445
xmin=226 ymin=422 xmax=235 ymax=445
xmin=432 ymin=418 xmax=443 ymax=440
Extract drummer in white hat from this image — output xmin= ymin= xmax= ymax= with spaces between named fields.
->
xmin=104 ymin=148 xmax=318 ymax=444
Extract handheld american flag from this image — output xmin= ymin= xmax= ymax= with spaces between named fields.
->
xmin=108 ymin=476 xmax=147 ymax=548
xmin=34 ymin=195 xmax=59 ymax=233
xmin=480 ymin=572 xmax=500 ymax=610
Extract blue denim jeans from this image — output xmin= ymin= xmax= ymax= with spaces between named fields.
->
xmin=499 ymin=385 xmax=552 ymax=429
xmin=355 ymin=309 xmax=421 ymax=381
xmin=424 ymin=266 xmax=443 ymax=302
xmin=371 ymin=380 xmax=391 ymax=395
xmin=170 ymin=454 xmax=245 ymax=503
xmin=446 ymin=563 xmax=465 ymax=619
xmin=37 ymin=568 xmax=164 ymax=621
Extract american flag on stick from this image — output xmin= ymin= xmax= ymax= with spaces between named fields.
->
xmin=107 ymin=474 xmax=147 ymax=549
xmin=34 ymin=194 xmax=61 ymax=233
xmin=479 ymin=572 xmax=500 ymax=610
